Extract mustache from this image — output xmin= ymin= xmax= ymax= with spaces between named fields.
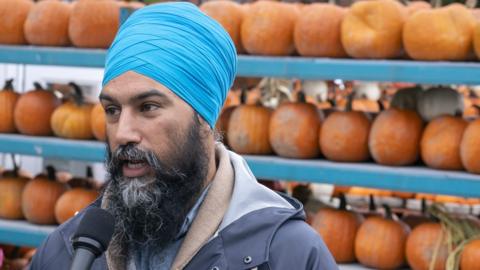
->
xmin=107 ymin=144 xmax=160 ymax=177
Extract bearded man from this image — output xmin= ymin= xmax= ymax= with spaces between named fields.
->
xmin=29 ymin=2 xmax=337 ymax=270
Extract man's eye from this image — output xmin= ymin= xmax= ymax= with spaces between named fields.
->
xmin=141 ymin=103 xmax=160 ymax=112
xmin=104 ymin=106 xmax=120 ymax=116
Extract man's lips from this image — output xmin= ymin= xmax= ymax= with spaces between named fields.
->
xmin=122 ymin=161 xmax=149 ymax=178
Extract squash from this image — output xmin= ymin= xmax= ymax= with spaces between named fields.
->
xmin=269 ymin=91 xmax=321 ymax=159
xmin=312 ymin=194 xmax=364 ymax=263
xmin=416 ymin=87 xmax=463 ymax=122
xmin=406 ymin=222 xmax=449 ymax=270
xmin=51 ymin=82 xmax=94 ymax=140
xmin=461 ymin=119 xmax=480 ymax=174
xmin=320 ymin=94 xmax=371 ymax=162
xmin=341 ymin=0 xmax=406 ymax=59
xmin=200 ymin=0 xmax=245 ymax=54
xmin=0 ymin=159 xmax=29 ymax=219
xmin=91 ymin=103 xmax=106 ymax=141
xmin=403 ymin=4 xmax=476 ymax=61
xmin=0 ymin=0 xmax=33 ymax=45
xmin=406 ymin=1 xmax=431 ymax=16
xmin=369 ymin=108 xmax=424 ymax=166
xmin=14 ymin=82 xmax=61 ymax=136
xmin=460 ymin=239 xmax=480 ymax=270
xmin=241 ymin=1 xmax=298 ymax=56
xmin=54 ymin=167 xmax=98 ymax=224
xmin=21 ymin=166 xmax=67 ymax=224
xmin=69 ymin=0 xmax=119 ymax=48
xmin=475 ymin=22 xmax=480 ymax=61
xmin=294 ymin=3 xmax=347 ymax=58
xmin=24 ymin=0 xmax=71 ymax=46
xmin=0 ymin=79 xmax=20 ymax=133
xmin=421 ymin=115 xmax=467 ymax=170
xmin=355 ymin=205 xmax=410 ymax=269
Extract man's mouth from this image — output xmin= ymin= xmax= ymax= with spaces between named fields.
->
xmin=122 ymin=160 xmax=150 ymax=178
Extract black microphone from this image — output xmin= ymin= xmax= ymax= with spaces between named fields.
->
xmin=70 ymin=207 xmax=115 ymax=270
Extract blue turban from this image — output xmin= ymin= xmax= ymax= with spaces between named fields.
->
xmin=102 ymin=2 xmax=237 ymax=128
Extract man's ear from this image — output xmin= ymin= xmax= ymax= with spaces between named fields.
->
xmin=195 ymin=113 xmax=214 ymax=140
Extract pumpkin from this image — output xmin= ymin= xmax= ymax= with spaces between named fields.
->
xmin=461 ymin=119 xmax=480 ymax=174
xmin=403 ymin=4 xmax=476 ymax=61
xmin=294 ymin=3 xmax=347 ymax=58
xmin=417 ymin=87 xmax=464 ymax=122
xmin=227 ymin=99 xmax=272 ymax=155
xmin=435 ymin=195 xmax=466 ymax=204
xmin=320 ymin=94 xmax=371 ymax=162
xmin=0 ymin=79 xmax=20 ymax=133
xmin=91 ymin=102 xmax=106 ymax=141
xmin=0 ymin=160 xmax=29 ymax=219
xmin=14 ymin=82 xmax=60 ymax=136
xmin=392 ymin=191 xmax=415 ymax=200
xmin=54 ymin=167 xmax=98 ymax=224
xmin=341 ymin=0 xmax=406 ymax=59
xmin=51 ymin=82 xmax=94 ymax=140
xmin=421 ymin=115 xmax=467 ymax=170
xmin=406 ymin=1 xmax=431 ymax=16
xmin=69 ymin=0 xmax=119 ymax=48
xmin=348 ymin=187 xmax=393 ymax=197
xmin=312 ymin=194 xmax=364 ymax=263
xmin=21 ymin=166 xmax=67 ymax=224
xmin=355 ymin=205 xmax=410 ymax=269
xmin=460 ymin=239 xmax=480 ymax=270
xmin=200 ymin=0 xmax=245 ymax=53
xmin=0 ymin=0 xmax=33 ymax=45
xmin=475 ymin=23 xmax=480 ymax=64
xmin=241 ymin=1 xmax=298 ymax=56
xmin=216 ymin=106 xmax=236 ymax=147
xmin=406 ymin=222 xmax=449 ymax=270
xmin=24 ymin=0 xmax=71 ymax=46
xmin=369 ymin=108 xmax=424 ymax=166
xmin=269 ymin=91 xmax=321 ymax=159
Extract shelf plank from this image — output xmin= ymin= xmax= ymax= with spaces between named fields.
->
xmin=1 ymin=134 xmax=479 ymax=197
xmin=1 ymin=45 xmax=480 ymax=84
xmin=0 ymin=219 xmax=55 ymax=247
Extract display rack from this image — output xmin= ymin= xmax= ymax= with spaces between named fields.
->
xmin=0 ymin=220 xmax=55 ymax=247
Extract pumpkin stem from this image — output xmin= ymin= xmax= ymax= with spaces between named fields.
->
xmin=46 ymin=165 xmax=56 ymax=181
xmin=382 ymin=204 xmax=394 ymax=220
xmin=327 ymin=83 xmax=337 ymax=108
xmin=86 ymin=166 xmax=93 ymax=179
xmin=33 ymin=82 xmax=44 ymax=91
xmin=346 ymin=92 xmax=354 ymax=112
xmin=377 ymin=100 xmax=385 ymax=111
xmin=369 ymin=194 xmax=377 ymax=212
xmin=3 ymin=79 xmax=14 ymax=91
xmin=454 ymin=109 xmax=463 ymax=117
xmin=68 ymin=82 xmax=84 ymax=106
xmin=240 ymin=87 xmax=247 ymax=105
xmin=10 ymin=154 xmax=18 ymax=177
xmin=297 ymin=90 xmax=307 ymax=103
xmin=338 ymin=193 xmax=347 ymax=210
xmin=421 ymin=198 xmax=428 ymax=215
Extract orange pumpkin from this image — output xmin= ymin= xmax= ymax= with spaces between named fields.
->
xmin=91 ymin=103 xmax=106 ymax=141
xmin=0 ymin=0 xmax=33 ymax=45
xmin=461 ymin=119 xmax=480 ymax=174
xmin=369 ymin=108 xmax=424 ymax=166
xmin=475 ymin=23 xmax=480 ymax=59
xmin=14 ymin=82 xmax=61 ymax=136
xmin=294 ymin=4 xmax=347 ymax=58
xmin=24 ymin=0 xmax=71 ymax=46
xmin=241 ymin=1 xmax=298 ymax=56
xmin=54 ymin=167 xmax=98 ymax=224
xmin=406 ymin=1 xmax=431 ymax=16
xmin=216 ymin=106 xmax=236 ymax=147
xmin=403 ymin=4 xmax=476 ymax=61
xmin=320 ymin=95 xmax=371 ymax=162
xmin=348 ymin=187 xmax=393 ymax=197
xmin=69 ymin=0 xmax=119 ymax=48
xmin=0 ymin=79 xmax=20 ymax=133
xmin=460 ymin=239 xmax=480 ymax=270
xmin=22 ymin=166 xmax=67 ymax=224
xmin=406 ymin=223 xmax=449 ymax=270
xmin=312 ymin=194 xmax=364 ymax=263
xmin=355 ymin=206 xmax=410 ymax=269
xmin=200 ymin=0 xmax=245 ymax=53
xmin=421 ymin=116 xmax=467 ymax=170
xmin=0 ymin=166 xmax=30 ymax=219
xmin=269 ymin=92 xmax=321 ymax=159
xmin=51 ymin=83 xmax=94 ymax=140
xmin=341 ymin=0 xmax=406 ymax=59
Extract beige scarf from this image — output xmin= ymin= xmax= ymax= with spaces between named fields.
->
xmin=102 ymin=144 xmax=234 ymax=270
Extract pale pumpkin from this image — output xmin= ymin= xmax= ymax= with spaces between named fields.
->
xmin=0 ymin=79 xmax=20 ymax=133
xmin=341 ymin=0 xmax=406 ymax=59
xmin=91 ymin=103 xmax=106 ymax=141
xmin=0 ymin=168 xmax=29 ymax=219
xmin=417 ymin=87 xmax=464 ymax=122
xmin=0 ymin=0 xmax=33 ymax=44
xmin=294 ymin=4 xmax=347 ymax=58
xmin=406 ymin=223 xmax=449 ymax=270
xmin=269 ymin=92 xmax=321 ymax=159
xmin=14 ymin=82 xmax=61 ymax=136
xmin=369 ymin=108 xmax=424 ymax=166
xmin=22 ymin=166 xmax=67 ymax=224
xmin=460 ymin=239 xmax=480 ymax=270
xmin=69 ymin=0 xmax=119 ymax=48
xmin=421 ymin=116 xmax=467 ymax=170
xmin=312 ymin=194 xmax=364 ymax=263
xmin=461 ymin=119 xmax=480 ymax=174
xmin=24 ymin=0 xmax=71 ymax=46
xmin=51 ymin=83 xmax=94 ymax=140
xmin=403 ymin=4 xmax=476 ymax=61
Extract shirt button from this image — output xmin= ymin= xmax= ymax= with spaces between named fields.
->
xmin=243 ymin=256 xmax=252 ymax=264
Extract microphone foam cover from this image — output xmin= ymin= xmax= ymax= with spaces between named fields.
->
xmin=73 ymin=207 xmax=115 ymax=250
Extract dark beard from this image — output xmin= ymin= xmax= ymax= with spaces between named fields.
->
xmin=103 ymin=115 xmax=208 ymax=256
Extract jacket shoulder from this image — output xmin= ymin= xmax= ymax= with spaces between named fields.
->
xmin=29 ymin=227 xmax=71 ymax=270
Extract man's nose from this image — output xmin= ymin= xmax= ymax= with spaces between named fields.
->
xmin=114 ymin=110 xmax=141 ymax=145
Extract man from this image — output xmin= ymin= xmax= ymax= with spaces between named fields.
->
xmin=29 ymin=2 xmax=337 ymax=270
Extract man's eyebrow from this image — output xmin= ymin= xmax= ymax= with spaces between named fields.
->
xmin=130 ymin=89 xmax=172 ymax=105
xmin=99 ymin=93 xmax=116 ymax=102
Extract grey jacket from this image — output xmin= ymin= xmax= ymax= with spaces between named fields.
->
xmin=29 ymin=151 xmax=338 ymax=270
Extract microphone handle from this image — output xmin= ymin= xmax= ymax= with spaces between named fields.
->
xmin=70 ymin=248 xmax=96 ymax=270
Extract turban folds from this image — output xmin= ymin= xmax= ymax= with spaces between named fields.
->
xmin=102 ymin=2 xmax=237 ymax=128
